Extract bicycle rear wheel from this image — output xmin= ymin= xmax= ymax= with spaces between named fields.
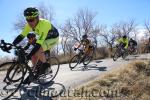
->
xmin=38 ymin=56 xmax=60 ymax=85
xmin=69 ymin=55 xmax=80 ymax=70
xmin=83 ymin=49 xmax=94 ymax=65
xmin=0 ymin=62 xmax=24 ymax=100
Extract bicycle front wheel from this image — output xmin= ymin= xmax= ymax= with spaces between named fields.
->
xmin=69 ymin=55 xmax=80 ymax=70
xmin=122 ymin=51 xmax=128 ymax=59
xmin=0 ymin=61 xmax=25 ymax=100
xmin=113 ymin=51 xmax=119 ymax=61
xmin=38 ymin=56 xmax=60 ymax=85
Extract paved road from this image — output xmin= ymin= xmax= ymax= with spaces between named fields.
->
xmin=54 ymin=53 xmax=149 ymax=88
xmin=1 ymin=53 xmax=150 ymax=100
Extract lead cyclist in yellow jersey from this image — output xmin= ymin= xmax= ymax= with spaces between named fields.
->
xmin=12 ymin=7 xmax=59 ymax=77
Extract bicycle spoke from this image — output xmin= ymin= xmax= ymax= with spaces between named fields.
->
xmin=69 ymin=55 xmax=79 ymax=70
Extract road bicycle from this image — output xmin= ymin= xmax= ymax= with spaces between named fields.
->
xmin=0 ymin=40 xmax=60 ymax=100
xmin=113 ymin=43 xmax=128 ymax=61
xmin=69 ymin=46 xmax=95 ymax=70
xmin=128 ymin=44 xmax=138 ymax=55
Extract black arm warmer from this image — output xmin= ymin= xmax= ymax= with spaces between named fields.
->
xmin=13 ymin=35 xmax=24 ymax=45
xmin=28 ymin=43 xmax=41 ymax=57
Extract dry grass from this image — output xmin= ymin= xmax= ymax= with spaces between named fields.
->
xmin=61 ymin=61 xmax=150 ymax=100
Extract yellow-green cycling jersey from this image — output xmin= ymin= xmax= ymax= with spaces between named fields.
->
xmin=21 ymin=18 xmax=52 ymax=45
xmin=117 ymin=38 xmax=129 ymax=49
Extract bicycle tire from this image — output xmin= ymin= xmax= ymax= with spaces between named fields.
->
xmin=0 ymin=62 xmax=25 ymax=100
xmin=113 ymin=51 xmax=119 ymax=61
xmin=69 ymin=55 xmax=79 ymax=70
xmin=83 ymin=49 xmax=94 ymax=65
xmin=122 ymin=51 xmax=128 ymax=59
xmin=38 ymin=56 xmax=60 ymax=85
xmin=6 ymin=62 xmax=25 ymax=82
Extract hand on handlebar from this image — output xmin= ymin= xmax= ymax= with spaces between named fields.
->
xmin=0 ymin=40 xmax=12 ymax=53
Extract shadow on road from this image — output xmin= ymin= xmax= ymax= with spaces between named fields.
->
xmin=123 ymin=55 xmax=149 ymax=61
xmin=84 ymin=64 xmax=107 ymax=71
xmin=71 ymin=63 xmax=107 ymax=71
xmin=10 ymin=81 xmax=66 ymax=100
xmin=95 ymin=60 xmax=103 ymax=63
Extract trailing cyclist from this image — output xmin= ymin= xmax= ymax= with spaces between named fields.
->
xmin=11 ymin=7 xmax=59 ymax=84
xmin=128 ymin=38 xmax=137 ymax=53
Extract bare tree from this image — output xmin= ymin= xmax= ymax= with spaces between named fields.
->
xmin=144 ymin=20 xmax=150 ymax=38
xmin=38 ymin=3 xmax=55 ymax=21
xmin=13 ymin=15 xmax=26 ymax=31
xmin=60 ymin=35 xmax=69 ymax=56
xmin=99 ymin=25 xmax=116 ymax=51
xmin=60 ymin=8 xmax=101 ymax=56
xmin=111 ymin=19 xmax=137 ymax=38
xmin=60 ymin=8 xmax=98 ymax=41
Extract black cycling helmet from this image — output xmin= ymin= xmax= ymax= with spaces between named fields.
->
xmin=82 ymin=34 xmax=88 ymax=39
xmin=27 ymin=33 xmax=36 ymax=39
xmin=122 ymin=35 xmax=127 ymax=39
xmin=24 ymin=7 xmax=39 ymax=19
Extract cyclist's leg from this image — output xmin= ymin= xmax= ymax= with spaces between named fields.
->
xmin=88 ymin=45 xmax=94 ymax=56
xmin=23 ymin=48 xmax=46 ymax=84
xmin=84 ymin=46 xmax=90 ymax=56
xmin=36 ymin=47 xmax=46 ymax=63
xmin=32 ymin=47 xmax=46 ymax=71
xmin=33 ymin=47 xmax=49 ymax=75
xmin=31 ymin=55 xmax=37 ymax=66
xmin=37 ymin=37 xmax=59 ymax=74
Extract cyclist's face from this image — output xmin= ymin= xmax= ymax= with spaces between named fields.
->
xmin=26 ymin=17 xmax=38 ymax=28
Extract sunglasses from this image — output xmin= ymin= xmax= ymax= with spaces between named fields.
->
xmin=26 ymin=18 xmax=35 ymax=22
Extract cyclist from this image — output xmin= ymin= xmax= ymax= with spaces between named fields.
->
xmin=128 ymin=38 xmax=137 ymax=52
xmin=24 ymin=33 xmax=40 ymax=66
xmin=12 ymin=7 xmax=59 ymax=84
xmin=74 ymin=34 xmax=93 ymax=57
xmin=116 ymin=35 xmax=129 ymax=50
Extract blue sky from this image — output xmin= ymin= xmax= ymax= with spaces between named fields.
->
xmin=0 ymin=0 xmax=150 ymax=56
